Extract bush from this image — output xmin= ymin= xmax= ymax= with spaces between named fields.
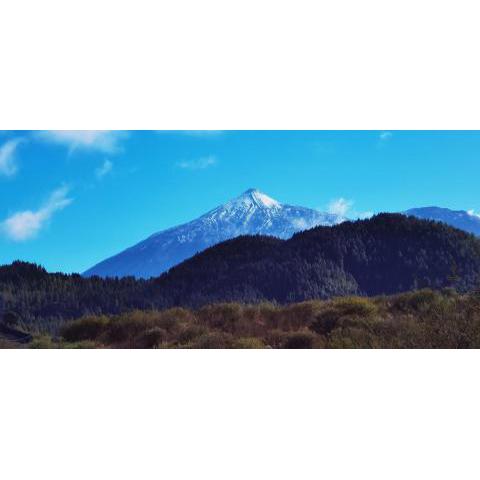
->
xmin=392 ymin=289 xmax=442 ymax=313
xmin=283 ymin=331 xmax=319 ymax=349
xmin=61 ymin=315 xmax=109 ymax=342
xmin=191 ymin=332 xmax=235 ymax=349
xmin=152 ymin=308 xmax=194 ymax=333
xmin=234 ymin=337 xmax=265 ymax=349
xmin=331 ymin=297 xmax=378 ymax=317
xmin=0 ymin=339 xmax=15 ymax=349
xmin=263 ymin=329 xmax=288 ymax=348
xmin=106 ymin=311 xmax=152 ymax=344
xmin=177 ymin=325 xmax=207 ymax=345
xmin=310 ymin=297 xmax=378 ymax=335
xmin=197 ymin=303 xmax=243 ymax=333
xmin=281 ymin=301 xmax=323 ymax=330
xmin=135 ymin=327 xmax=168 ymax=348
xmin=62 ymin=340 xmax=98 ymax=349
xmin=309 ymin=308 xmax=340 ymax=335
xmin=29 ymin=335 xmax=56 ymax=349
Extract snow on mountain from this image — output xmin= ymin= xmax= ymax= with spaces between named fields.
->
xmin=405 ymin=206 xmax=480 ymax=236
xmin=84 ymin=189 xmax=345 ymax=279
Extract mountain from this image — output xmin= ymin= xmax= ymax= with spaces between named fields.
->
xmin=405 ymin=207 xmax=480 ymax=236
xmin=84 ymin=189 xmax=345 ymax=279
xmin=148 ymin=214 xmax=480 ymax=307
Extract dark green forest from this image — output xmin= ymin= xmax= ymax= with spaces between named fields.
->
xmin=2 ymin=214 xmax=480 ymax=346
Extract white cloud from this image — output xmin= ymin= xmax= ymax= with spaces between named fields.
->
xmin=176 ymin=155 xmax=217 ymax=170
xmin=37 ymin=131 xmax=125 ymax=154
xmin=0 ymin=138 xmax=23 ymax=176
xmin=326 ymin=198 xmax=374 ymax=220
xmin=291 ymin=218 xmax=309 ymax=229
xmin=1 ymin=186 xmax=72 ymax=241
xmin=95 ymin=159 xmax=113 ymax=179
xmin=328 ymin=197 xmax=354 ymax=216
xmin=357 ymin=211 xmax=374 ymax=219
xmin=468 ymin=209 xmax=480 ymax=219
xmin=379 ymin=131 xmax=392 ymax=141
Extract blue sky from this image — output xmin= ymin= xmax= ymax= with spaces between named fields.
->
xmin=1 ymin=130 xmax=480 ymax=273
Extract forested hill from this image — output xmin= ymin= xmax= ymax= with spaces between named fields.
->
xmin=149 ymin=214 xmax=480 ymax=305
xmin=2 ymin=213 xmax=480 ymax=333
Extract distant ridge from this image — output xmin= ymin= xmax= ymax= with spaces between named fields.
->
xmin=405 ymin=206 xmax=480 ymax=236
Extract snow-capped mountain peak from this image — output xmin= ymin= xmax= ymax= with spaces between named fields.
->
xmin=243 ymin=188 xmax=281 ymax=208
xmin=224 ymin=188 xmax=281 ymax=211
xmin=84 ymin=189 xmax=345 ymax=279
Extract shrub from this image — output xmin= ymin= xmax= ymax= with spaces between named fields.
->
xmin=392 ymin=289 xmax=441 ymax=313
xmin=152 ymin=308 xmax=194 ymax=333
xmin=283 ymin=331 xmax=319 ymax=349
xmin=29 ymin=335 xmax=56 ymax=349
xmin=106 ymin=311 xmax=152 ymax=344
xmin=328 ymin=327 xmax=382 ymax=349
xmin=177 ymin=325 xmax=207 ymax=345
xmin=62 ymin=340 xmax=98 ymax=349
xmin=263 ymin=329 xmax=288 ymax=348
xmin=310 ymin=297 xmax=378 ymax=335
xmin=281 ymin=301 xmax=323 ymax=330
xmin=135 ymin=327 xmax=168 ymax=348
xmin=197 ymin=303 xmax=243 ymax=333
xmin=192 ymin=332 xmax=235 ymax=349
xmin=61 ymin=315 xmax=109 ymax=342
xmin=0 ymin=339 xmax=15 ymax=349
xmin=234 ymin=337 xmax=265 ymax=349
xmin=309 ymin=308 xmax=340 ymax=335
xmin=331 ymin=297 xmax=378 ymax=317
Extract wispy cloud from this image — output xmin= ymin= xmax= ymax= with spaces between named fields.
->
xmin=37 ymin=131 xmax=125 ymax=154
xmin=95 ymin=159 xmax=113 ymax=179
xmin=379 ymin=131 xmax=393 ymax=142
xmin=326 ymin=197 xmax=373 ymax=219
xmin=328 ymin=197 xmax=354 ymax=216
xmin=176 ymin=155 xmax=217 ymax=170
xmin=357 ymin=211 xmax=374 ymax=219
xmin=1 ymin=186 xmax=72 ymax=241
xmin=0 ymin=138 xmax=23 ymax=176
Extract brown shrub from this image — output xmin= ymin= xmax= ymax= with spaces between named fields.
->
xmin=61 ymin=315 xmax=110 ymax=342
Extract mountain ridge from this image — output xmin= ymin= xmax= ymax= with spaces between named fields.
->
xmin=405 ymin=206 xmax=480 ymax=236
xmin=147 ymin=213 xmax=480 ymax=307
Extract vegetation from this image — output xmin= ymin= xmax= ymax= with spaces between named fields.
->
xmin=0 ymin=214 xmax=480 ymax=338
xmin=12 ymin=289 xmax=480 ymax=348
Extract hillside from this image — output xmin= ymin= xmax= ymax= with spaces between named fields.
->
xmin=149 ymin=213 xmax=480 ymax=306
xmin=2 ymin=214 xmax=480 ymax=334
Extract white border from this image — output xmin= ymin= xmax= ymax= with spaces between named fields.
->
xmin=1 ymin=350 xmax=479 ymax=480
xmin=2 ymin=0 xmax=480 ymax=129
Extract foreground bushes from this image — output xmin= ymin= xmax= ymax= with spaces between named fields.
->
xmin=29 ymin=289 xmax=480 ymax=349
